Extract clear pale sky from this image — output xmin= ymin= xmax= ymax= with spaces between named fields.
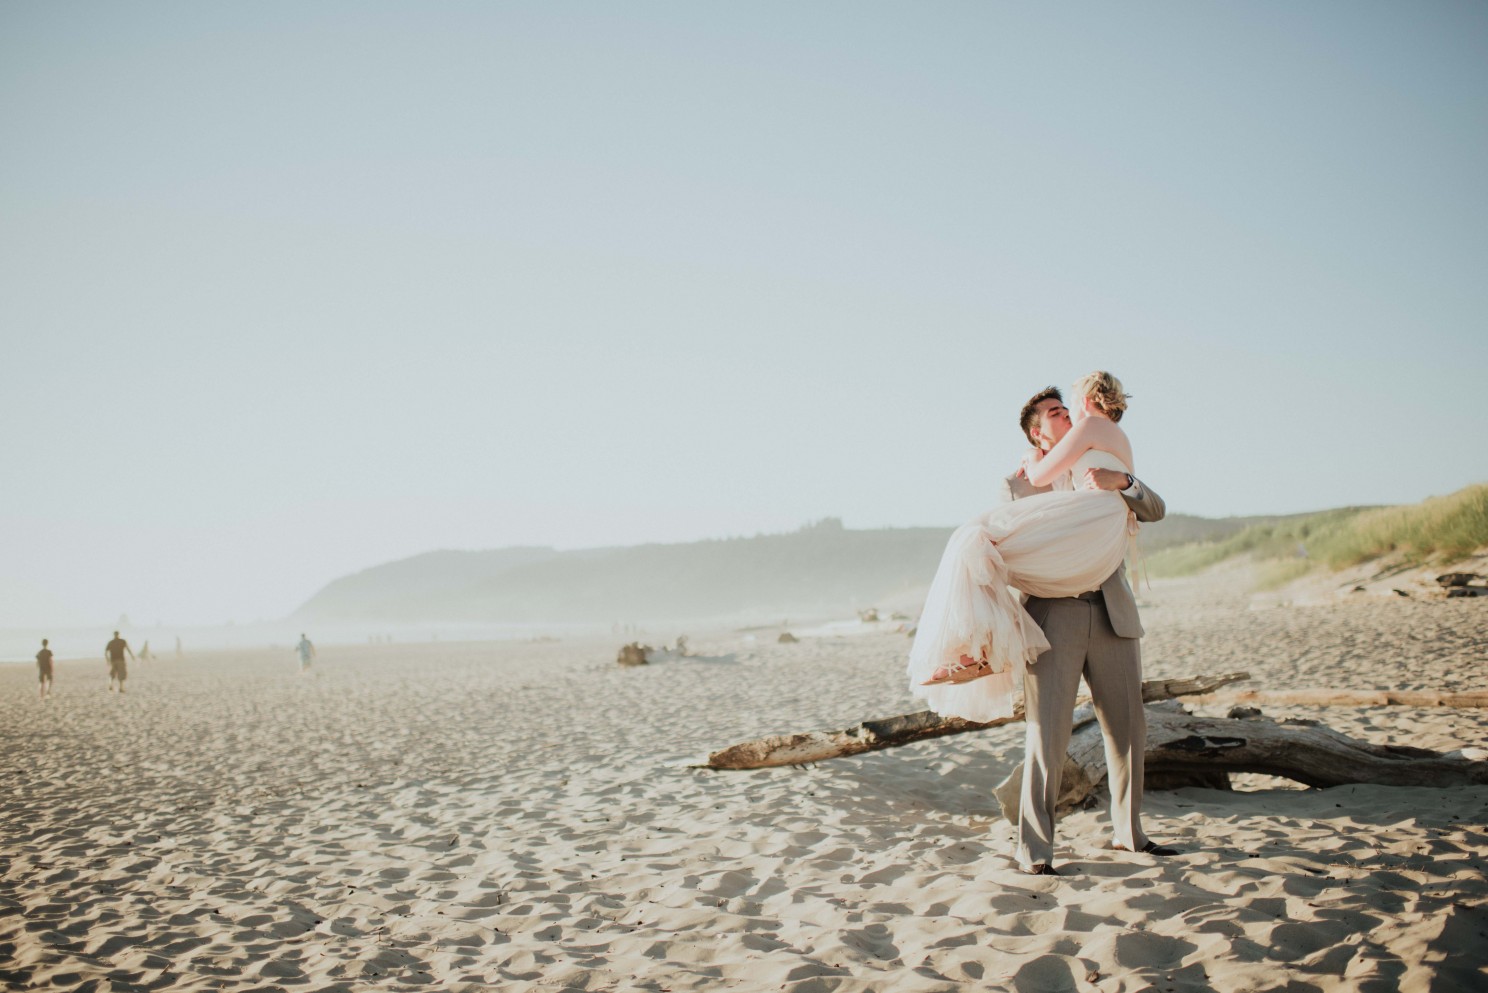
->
xmin=3 ymin=2 xmax=1486 ymax=626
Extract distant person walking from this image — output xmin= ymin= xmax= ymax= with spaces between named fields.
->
xmin=105 ymin=631 xmax=134 ymax=693
xmin=139 ymin=639 xmax=153 ymax=661
xmin=37 ymin=639 xmax=55 ymax=701
xmin=296 ymin=633 xmax=316 ymax=674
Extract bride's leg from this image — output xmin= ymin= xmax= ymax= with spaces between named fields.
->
xmin=918 ymin=524 xmax=1006 ymax=687
xmin=947 ymin=655 xmax=994 ymax=683
xmin=922 ymin=653 xmax=994 ymax=686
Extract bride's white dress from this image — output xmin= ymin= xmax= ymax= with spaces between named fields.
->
xmin=906 ymin=450 xmax=1137 ymax=723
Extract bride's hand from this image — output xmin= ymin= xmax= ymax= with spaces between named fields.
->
xmin=1020 ymin=447 xmax=1044 ymax=478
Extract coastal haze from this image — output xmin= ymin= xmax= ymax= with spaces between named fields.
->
xmin=288 ymin=510 xmax=1295 ymax=626
xmin=3 ymin=2 xmax=1487 ymax=633
xmin=0 ymin=510 xmax=1294 ymax=661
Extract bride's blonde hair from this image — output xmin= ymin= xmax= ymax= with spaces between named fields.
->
xmin=1073 ymin=371 xmax=1130 ymax=422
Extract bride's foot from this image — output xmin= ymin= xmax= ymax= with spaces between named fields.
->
xmin=921 ymin=654 xmax=993 ymax=686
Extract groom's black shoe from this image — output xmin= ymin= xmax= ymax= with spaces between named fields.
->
xmin=1019 ymin=863 xmax=1061 ymax=876
xmin=1116 ymin=841 xmax=1179 ymax=857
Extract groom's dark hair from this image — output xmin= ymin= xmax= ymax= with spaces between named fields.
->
xmin=1019 ymin=386 xmax=1064 ymax=446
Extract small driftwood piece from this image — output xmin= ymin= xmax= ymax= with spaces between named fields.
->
xmin=993 ymin=701 xmax=1488 ymax=822
xmin=703 ymin=671 xmax=1251 ymax=770
xmin=616 ymin=643 xmax=649 ymax=667
xmin=1188 ymin=689 xmax=1488 ymax=709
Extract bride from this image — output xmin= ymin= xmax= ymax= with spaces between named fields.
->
xmin=906 ymin=371 xmax=1139 ymax=723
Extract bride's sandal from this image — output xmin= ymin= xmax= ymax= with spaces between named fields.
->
xmin=921 ymin=654 xmax=994 ymax=686
xmin=949 ymin=658 xmax=994 ymax=683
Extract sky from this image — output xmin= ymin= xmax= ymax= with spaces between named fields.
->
xmin=3 ymin=1 xmax=1486 ymax=627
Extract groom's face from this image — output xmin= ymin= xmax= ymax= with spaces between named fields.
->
xmin=1032 ymin=399 xmax=1071 ymax=450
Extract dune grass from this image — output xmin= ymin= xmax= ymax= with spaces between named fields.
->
xmin=1314 ymin=483 xmax=1488 ymax=567
xmin=1145 ymin=483 xmax=1488 ymax=581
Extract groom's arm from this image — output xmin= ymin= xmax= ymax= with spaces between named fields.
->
xmin=1002 ymin=470 xmax=1053 ymax=503
xmin=1087 ymin=468 xmax=1165 ymax=524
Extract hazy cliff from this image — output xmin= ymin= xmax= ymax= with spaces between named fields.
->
xmin=293 ymin=512 xmax=1280 ymax=624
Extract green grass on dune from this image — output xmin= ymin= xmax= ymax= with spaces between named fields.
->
xmin=1321 ymin=484 xmax=1488 ymax=567
xmin=1145 ymin=483 xmax=1488 ymax=581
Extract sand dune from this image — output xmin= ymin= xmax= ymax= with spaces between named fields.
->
xmin=3 ymin=567 xmax=1486 ymax=991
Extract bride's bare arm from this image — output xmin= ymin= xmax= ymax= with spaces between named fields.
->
xmin=1023 ymin=418 xmax=1095 ymax=487
xmin=1027 ymin=418 xmax=1134 ymax=488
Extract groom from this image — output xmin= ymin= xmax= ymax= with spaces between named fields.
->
xmin=1004 ymin=386 xmax=1175 ymax=875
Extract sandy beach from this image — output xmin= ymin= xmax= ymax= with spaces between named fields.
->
xmin=4 ymin=566 xmax=1486 ymax=992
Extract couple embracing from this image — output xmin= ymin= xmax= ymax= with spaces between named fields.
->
xmin=907 ymin=372 xmax=1175 ymax=876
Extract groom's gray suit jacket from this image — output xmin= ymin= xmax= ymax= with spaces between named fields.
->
xmin=997 ymin=472 xmax=1166 ymax=636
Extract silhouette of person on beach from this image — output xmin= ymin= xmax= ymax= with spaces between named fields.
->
xmin=105 ymin=631 xmax=134 ymax=693
xmin=37 ymin=639 xmax=54 ymax=701
xmin=139 ymin=639 xmax=153 ymax=661
xmin=296 ymin=633 xmax=316 ymax=673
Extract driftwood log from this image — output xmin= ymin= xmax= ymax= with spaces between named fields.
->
xmin=1189 ymin=689 xmax=1488 ymax=708
xmin=616 ymin=643 xmax=649 ymax=667
xmin=703 ymin=671 xmax=1251 ymax=770
xmin=992 ymin=700 xmax=1488 ymax=822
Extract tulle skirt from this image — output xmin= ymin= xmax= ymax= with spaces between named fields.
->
xmin=906 ymin=488 xmax=1133 ymax=723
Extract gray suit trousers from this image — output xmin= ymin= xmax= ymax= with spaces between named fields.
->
xmin=1017 ymin=592 xmax=1148 ymax=866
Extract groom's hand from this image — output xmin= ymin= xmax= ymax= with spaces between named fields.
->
xmin=1086 ymin=467 xmax=1131 ymax=491
xmin=1019 ymin=447 xmax=1044 ymax=479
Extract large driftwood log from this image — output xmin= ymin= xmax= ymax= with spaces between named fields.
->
xmin=1189 ymin=689 xmax=1488 ymax=708
xmin=992 ymin=700 xmax=1488 ymax=822
xmin=703 ymin=671 xmax=1251 ymax=770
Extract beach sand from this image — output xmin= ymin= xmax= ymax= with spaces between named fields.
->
xmin=3 ymin=567 xmax=1486 ymax=992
